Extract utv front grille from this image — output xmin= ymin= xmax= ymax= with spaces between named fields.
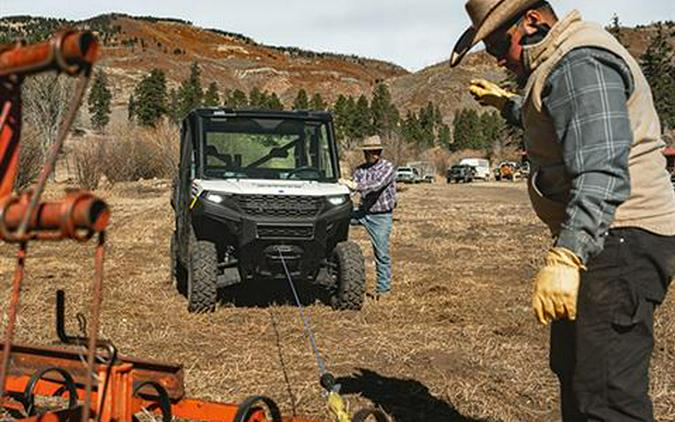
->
xmin=234 ymin=195 xmax=323 ymax=218
xmin=257 ymin=224 xmax=314 ymax=239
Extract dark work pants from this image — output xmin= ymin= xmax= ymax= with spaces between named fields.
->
xmin=550 ymin=228 xmax=675 ymax=422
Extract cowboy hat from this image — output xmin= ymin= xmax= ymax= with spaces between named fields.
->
xmin=360 ymin=135 xmax=384 ymax=151
xmin=449 ymin=0 xmax=542 ymax=67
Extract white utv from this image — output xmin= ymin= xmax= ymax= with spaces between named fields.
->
xmin=170 ymin=108 xmax=366 ymax=312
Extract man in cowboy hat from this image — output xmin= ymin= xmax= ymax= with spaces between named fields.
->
xmin=451 ymin=1 xmax=675 ymax=420
xmin=339 ymin=135 xmax=396 ymax=298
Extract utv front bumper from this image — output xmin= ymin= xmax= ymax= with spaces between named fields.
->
xmin=191 ymin=194 xmax=352 ymax=280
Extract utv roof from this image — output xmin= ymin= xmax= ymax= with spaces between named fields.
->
xmin=187 ymin=108 xmax=333 ymax=122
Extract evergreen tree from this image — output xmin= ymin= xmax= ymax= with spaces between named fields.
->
xmin=203 ymin=82 xmax=220 ymax=107
xmin=293 ymin=89 xmax=309 ymax=110
xmin=177 ymin=61 xmax=203 ymax=120
xmin=438 ymin=123 xmax=451 ymax=149
xmin=352 ymin=95 xmax=371 ymax=139
xmin=266 ymin=92 xmax=284 ymax=110
xmin=310 ymin=92 xmax=326 ymax=110
xmin=481 ymin=112 xmax=506 ymax=144
xmin=418 ymin=102 xmax=436 ymax=147
xmin=87 ymin=69 xmax=112 ymax=132
xmin=453 ymin=109 xmax=485 ymax=150
xmin=370 ymin=83 xmax=399 ymax=138
xmin=640 ymin=25 xmax=675 ymax=130
xmin=167 ymin=88 xmax=181 ymax=124
xmin=224 ymin=89 xmax=248 ymax=108
xmin=248 ymin=87 xmax=266 ymax=108
xmin=133 ymin=68 xmax=167 ymax=127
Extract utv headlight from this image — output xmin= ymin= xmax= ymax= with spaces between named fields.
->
xmin=205 ymin=192 xmax=226 ymax=204
xmin=327 ymin=195 xmax=349 ymax=206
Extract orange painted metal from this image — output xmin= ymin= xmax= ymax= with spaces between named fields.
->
xmin=0 ymin=31 xmax=99 ymax=78
xmin=0 ymin=191 xmax=110 ymax=241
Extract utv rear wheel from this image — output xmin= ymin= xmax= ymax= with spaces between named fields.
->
xmin=187 ymin=240 xmax=218 ymax=313
xmin=329 ymin=241 xmax=365 ymax=310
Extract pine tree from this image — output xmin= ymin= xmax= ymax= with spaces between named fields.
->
xmin=640 ymin=25 xmax=675 ymax=130
xmin=167 ymin=88 xmax=181 ymax=124
xmin=352 ymin=95 xmax=371 ymax=139
xmin=248 ymin=87 xmax=266 ymax=108
xmin=133 ymin=68 xmax=168 ymax=127
xmin=87 ymin=69 xmax=112 ymax=132
xmin=266 ymin=92 xmax=284 ymax=110
xmin=607 ymin=14 xmax=625 ymax=46
xmin=203 ymin=82 xmax=220 ymax=107
xmin=309 ymin=92 xmax=326 ymax=110
xmin=177 ymin=61 xmax=203 ymax=120
xmin=370 ymin=83 xmax=399 ymax=138
xmin=438 ymin=123 xmax=451 ymax=149
xmin=293 ymin=89 xmax=309 ymax=110
xmin=224 ymin=89 xmax=248 ymax=108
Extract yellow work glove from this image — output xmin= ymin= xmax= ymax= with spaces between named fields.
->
xmin=469 ymin=79 xmax=516 ymax=111
xmin=532 ymin=247 xmax=586 ymax=325
xmin=338 ymin=178 xmax=358 ymax=191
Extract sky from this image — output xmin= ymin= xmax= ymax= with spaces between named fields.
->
xmin=0 ymin=0 xmax=673 ymax=71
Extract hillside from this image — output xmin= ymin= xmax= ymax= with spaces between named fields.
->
xmin=0 ymin=14 xmax=672 ymax=126
xmin=387 ymin=21 xmax=675 ymax=125
xmin=0 ymin=14 xmax=408 ymax=107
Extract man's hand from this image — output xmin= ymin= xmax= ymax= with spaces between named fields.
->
xmin=469 ymin=79 xmax=516 ymax=111
xmin=532 ymin=247 xmax=586 ymax=325
xmin=338 ymin=178 xmax=358 ymax=191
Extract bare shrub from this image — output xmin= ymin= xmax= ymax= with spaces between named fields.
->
xmin=14 ymin=128 xmax=44 ymax=191
xmin=72 ymin=137 xmax=105 ymax=190
xmin=102 ymin=121 xmax=179 ymax=183
xmin=22 ymin=74 xmax=76 ymax=156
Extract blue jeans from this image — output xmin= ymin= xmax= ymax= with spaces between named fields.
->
xmin=353 ymin=212 xmax=393 ymax=294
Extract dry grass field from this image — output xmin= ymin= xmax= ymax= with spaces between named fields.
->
xmin=1 ymin=180 xmax=673 ymax=421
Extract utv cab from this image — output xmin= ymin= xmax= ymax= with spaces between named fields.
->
xmin=170 ymin=109 xmax=366 ymax=312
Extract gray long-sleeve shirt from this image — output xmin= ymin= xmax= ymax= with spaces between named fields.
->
xmin=504 ymin=48 xmax=635 ymax=263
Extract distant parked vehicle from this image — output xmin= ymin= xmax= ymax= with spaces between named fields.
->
xmin=396 ymin=167 xmax=417 ymax=183
xmin=407 ymin=161 xmax=435 ymax=183
xmin=447 ymin=164 xmax=476 ymax=183
xmin=494 ymin=161 xmax=521 ymax=182
xmin=459 ymin=158 xmax=491 ymax=181
xmin=422 ymin=174 xmax=436 ymax=183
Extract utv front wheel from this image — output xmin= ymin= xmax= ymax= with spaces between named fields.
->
xmin=187 ymin=240 xmax=218 ymax=313
xmin=329 ymin=241 xmax=365 ymax=310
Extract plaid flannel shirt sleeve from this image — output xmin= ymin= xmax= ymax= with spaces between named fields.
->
xmin=542 ymin=48 xmax=634 ymax=263
xmin=355 ymin=161 xmax=396 ymax=195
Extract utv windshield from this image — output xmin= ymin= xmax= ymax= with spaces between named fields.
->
xmin=201 ymin=116 xmax=337 ymax=181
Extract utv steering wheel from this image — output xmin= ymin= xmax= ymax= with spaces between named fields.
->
xmin=286 ymin=166 xmax=321 ymax=180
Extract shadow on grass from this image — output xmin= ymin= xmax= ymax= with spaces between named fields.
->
xmin=217 ymin=277 xmax=334 ymax=309
xmin=337 ymin=368 xmax=487 ymax=422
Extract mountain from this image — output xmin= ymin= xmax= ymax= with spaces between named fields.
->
xmin=1 ymin=14 xmax=672 ymax=126
xmin=0 ymin=14 xmax=408 ymax=107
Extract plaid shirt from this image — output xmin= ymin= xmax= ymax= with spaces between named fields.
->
xmin=506 ymin=48 xmax=634 ymax=262
xmin=353 ymin=159 xmax=396 ymax=214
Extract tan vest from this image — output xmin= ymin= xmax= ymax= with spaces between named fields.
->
xmin=521 ymin=10 xmax=675 ymax=236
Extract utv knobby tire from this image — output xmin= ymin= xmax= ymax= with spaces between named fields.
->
xmin=187 ymin=239 xmax=218 ymax=313
xmin=330 ymin=241 xmax=365 ymax=311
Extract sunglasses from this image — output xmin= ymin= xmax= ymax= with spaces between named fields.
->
xmin=483 ymin=15 xmax=525 ymax=58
